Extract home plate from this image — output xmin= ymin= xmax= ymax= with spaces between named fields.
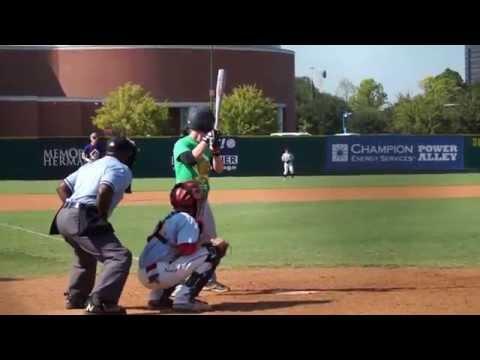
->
xmin=275 ymin=291 xmax=321 ymax=295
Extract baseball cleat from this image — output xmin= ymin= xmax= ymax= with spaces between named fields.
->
xmin=172 ymin=299 xmax=212 ymax=313
xmin=84 ymin=298 xmax=127 ymax=315
xmin=64 ymin=292 xmax=87 ymax=310
xmin=147 ymin=298 xmax=173 ymax=310
xmin=203 ymin=281 xmax=231 ymax=293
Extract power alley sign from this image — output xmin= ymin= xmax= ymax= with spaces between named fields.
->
xmin=326 ymin=136 xmax=464 ymax=171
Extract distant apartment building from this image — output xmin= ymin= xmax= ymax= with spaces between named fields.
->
xmin=466 ymin=45 xmax=480 ymax=85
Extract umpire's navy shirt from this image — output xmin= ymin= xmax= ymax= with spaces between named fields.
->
xmin=64 ymin=155 xmax=132 ymax=217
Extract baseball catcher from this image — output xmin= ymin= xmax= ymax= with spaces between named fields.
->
xmin=137 ymin=181 xmax=229 ymax=312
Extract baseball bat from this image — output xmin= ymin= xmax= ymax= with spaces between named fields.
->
xmin=214 ymin=69 xmax=226 ymax=130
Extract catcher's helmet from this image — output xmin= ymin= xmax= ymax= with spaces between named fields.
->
xmin=187 ymin=106 xmax=215 ymax=133
xmin=170 ymin=181 xmax=203 ymax=217
xmin=106 ymin=136 xmax=138 ymax=169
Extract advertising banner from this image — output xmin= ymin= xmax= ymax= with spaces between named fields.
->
xmin=325 ymin=136 xmax=464 ymax=171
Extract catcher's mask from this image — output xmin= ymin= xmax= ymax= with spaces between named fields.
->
xmin=170 ymin=181 xmax=203 ymax=217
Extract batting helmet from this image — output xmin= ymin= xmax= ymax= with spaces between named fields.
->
xmin=106 ymin=136 xmax=138 ymax=169
xmin=170 ymin=181 xmax=203 ymax=217
xmin=187 ymin=106 xmax=215 ymax=133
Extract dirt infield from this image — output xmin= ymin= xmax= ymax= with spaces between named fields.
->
xmin=2 ymin=267 xmax=480 ymax=315
xmin=3 ymin=185 xmax=480 ymax=212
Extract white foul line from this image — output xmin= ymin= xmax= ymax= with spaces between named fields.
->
xmin=0 ymin=222 xmax=139 ymax=261
xmin=0 ymin=222 xmax=60 ymax=241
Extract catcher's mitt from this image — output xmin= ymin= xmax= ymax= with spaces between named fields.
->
xmin=209 ymin=237 xmax=229 ymax=259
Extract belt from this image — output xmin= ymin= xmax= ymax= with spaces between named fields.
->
xmin=63 ymin=202 xmax=96 ymax=209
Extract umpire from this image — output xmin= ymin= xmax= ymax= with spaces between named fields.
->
xmin=49 ymin=137 xmax=137 ymax=315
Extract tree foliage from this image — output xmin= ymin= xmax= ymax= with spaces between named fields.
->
xmin=390 ymin=68 xmax=475 ymax=134
xmin=343 ymin=78 xmax=390 ymax=134
xmin=336 ymin=78 xmax=357 ymax=103
xmin=219 ymin=85 xmax=278 ymax=135
xmin=295 ymin=68 xmax=480 ymax=135
xmin=296 ymin=77 xmax=349 ymax=134
xmin=350 ymin=78 xmax=388 ymax=111
xmin=92 ymin=82 xmax=170 ymax=136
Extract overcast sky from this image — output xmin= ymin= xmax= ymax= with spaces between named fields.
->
xmin=282 ymin=45 xmax=465 ymax=102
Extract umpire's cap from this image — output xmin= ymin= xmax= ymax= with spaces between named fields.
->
xmin=187 ymin=106 xmax=215 ymax=133
xmin=106 ymin=136 xmax=138 ymax=169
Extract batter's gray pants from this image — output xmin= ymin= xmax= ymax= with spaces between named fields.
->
xmin=198 ymin=200 xmax=217 ymax=242
xmin=197 ymin=200 xmax=220 ymax=284
xmin=56 ymin=208 xmax=132 ymax=305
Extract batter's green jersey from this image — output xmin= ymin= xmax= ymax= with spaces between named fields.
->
xmin=173 ymin=135 xmax=212 ymax=195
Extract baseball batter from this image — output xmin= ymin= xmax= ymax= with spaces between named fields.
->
xmin=137 ymin=181 xmax=229 ymax=312
xmin=50 ymin=137 xmax=137 ymax=315
xmin=172 ymin=106 xmax=229 ymax=292
xmin=281 ymin=148 xmax=295 ymax=178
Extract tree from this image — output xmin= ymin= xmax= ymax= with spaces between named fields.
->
xmin=420 ymin=68 xmax=465 ymax=133
xmin=421 ymin=75 xmax=463 ymax=105
xmin=391 ymin=94 xmax=431 ymax=134
xmin=219 ymin=85 xmax=277 ymax=135
xmin=295 ymin=77 xmax=349 ymax=134
xmin=296 ymin=76 xmax=317 ymax=104
xmin=390 ymin=69 xmax=466 ymax=134
xmin=92 ymin=82 xmax=170 ymax=136
xmin=454 ymin=84 xmax=480 ymax=133
xmin=435 ymin=68 xmax=464 ymax=88
xmin=336 ymin=78 xmax=357 ymax=103
xmin=349 ymin=107 xmax=391 ymax=134
xmin=350 ymin=78 xmax=388 ymax=110
xmin=392 ymin=93 xmax=457 ymax=135
xmin=345 ymin=78 xmax=390 ymax=133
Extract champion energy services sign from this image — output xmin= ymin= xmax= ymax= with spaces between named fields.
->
xmin=325 ymin=136 xmax=465 ymax=171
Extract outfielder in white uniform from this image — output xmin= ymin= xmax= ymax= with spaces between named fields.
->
xmin=137 ymin=181 xmax=229 ymax=313
xmin=281 ymin=148 xmax=295 ymax=178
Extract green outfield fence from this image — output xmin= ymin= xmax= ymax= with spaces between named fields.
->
xmin=465 ymin=135 xmax=480 ymax=169
xmin=1 ymin=135 xmax=480 ymax=180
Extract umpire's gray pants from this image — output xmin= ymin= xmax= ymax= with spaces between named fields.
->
xmin=56 ymin=208 xmax=132 ymax=304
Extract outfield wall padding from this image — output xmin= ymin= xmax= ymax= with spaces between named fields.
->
xmin=464 ymin=135 xmax=480 ymax=170
xmin=1 ymin=135 xmax=479 ymax=180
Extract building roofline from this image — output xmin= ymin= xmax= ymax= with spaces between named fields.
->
xmin=0 ymin=96 xmax=286 ymax=107
xmin=0 ymin=45 xmax=294 ymax=55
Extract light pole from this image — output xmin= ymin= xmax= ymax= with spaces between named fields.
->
xmin=209 ymin=45 xmax=215 ymax=110
xmin=309 ymin=66 xmax=315 ymax=100
xmin=342 ymin=112 xmax=352 ymax=134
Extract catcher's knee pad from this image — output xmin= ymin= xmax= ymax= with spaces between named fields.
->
xmin=183 ymin=262 xmax=215 ymax=299
xmin=205 ymin=241 xmax=228 ymax=268
xmin=205 ymin=247 xmax=220 ymax=267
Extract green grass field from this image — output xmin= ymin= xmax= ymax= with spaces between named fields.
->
xmin=1 ymin=174 xmax=480 ymax=277
xmin=3 ymin=173 xmax=480 ymax=194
